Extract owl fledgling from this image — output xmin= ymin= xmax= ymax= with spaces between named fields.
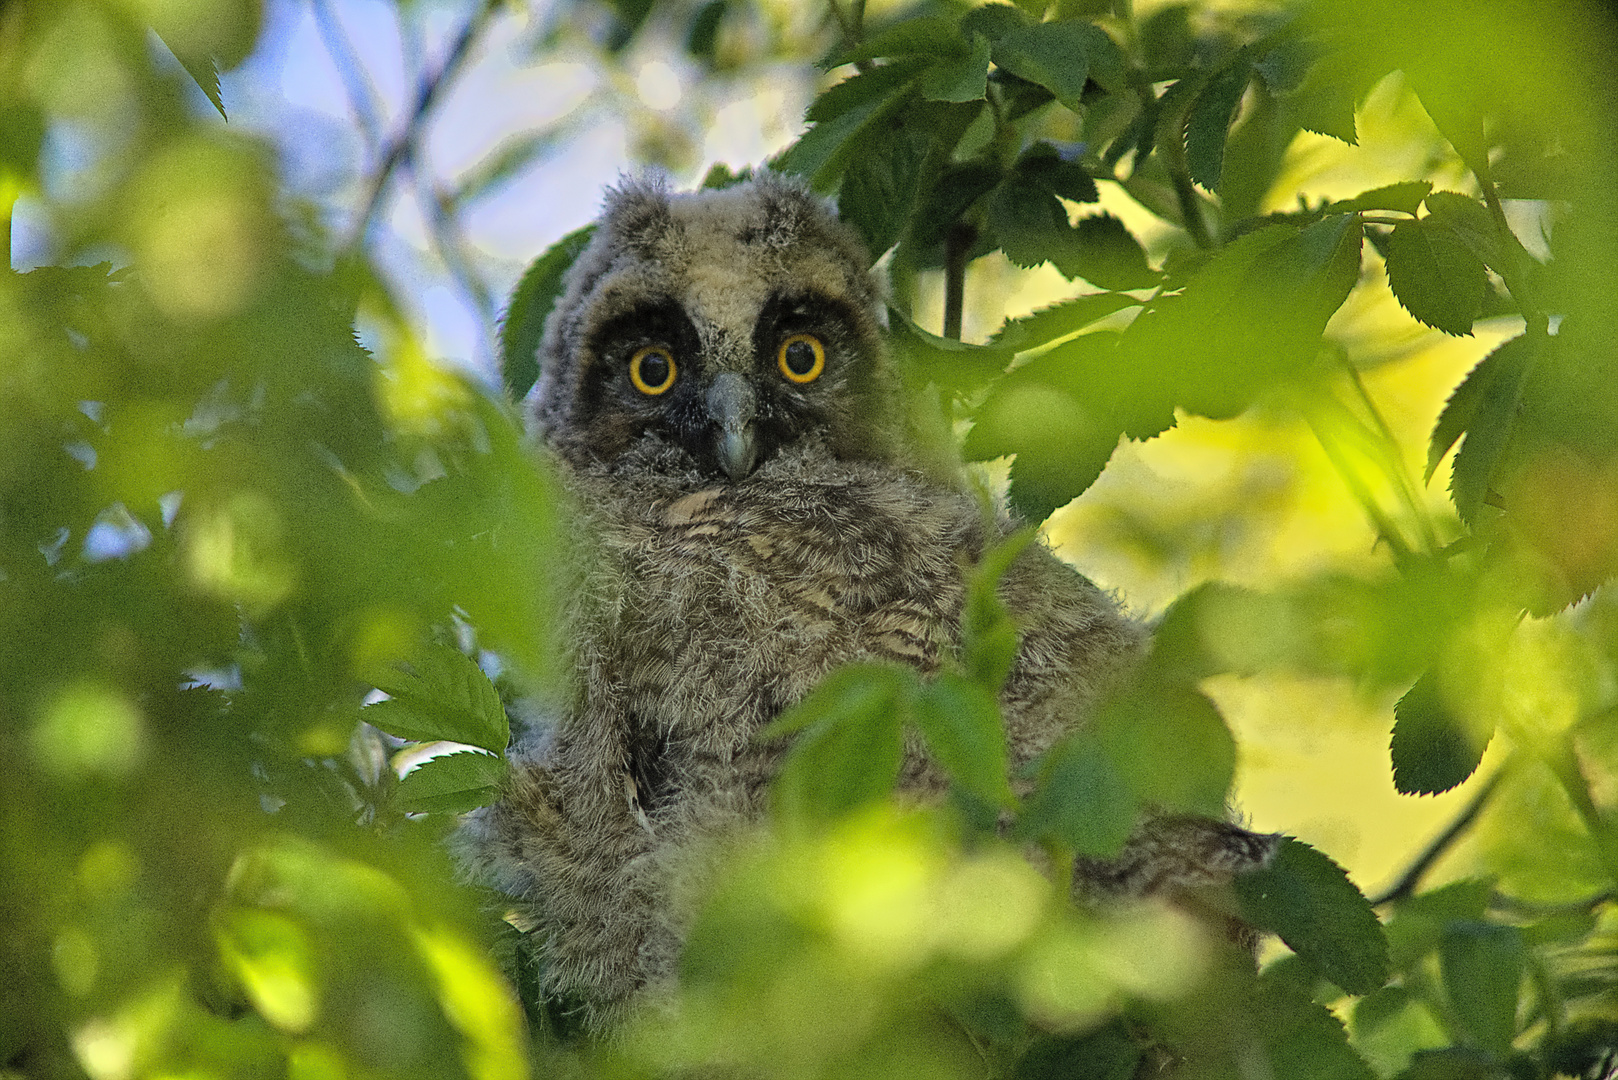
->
xmin=462 ymin=173 xmax=1276 ymax=1031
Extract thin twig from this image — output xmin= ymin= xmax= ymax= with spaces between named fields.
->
xmin=1370 ymin=764 xmax=1508 ymax=906
xmin=312 ymin=0 xmax=384 ymax=146
xmin=347 ymin=0 xmax=502 ymax=251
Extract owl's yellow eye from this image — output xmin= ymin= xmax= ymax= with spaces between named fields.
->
xmin=776 ymin=333 xmax=824 ymax=384
xmin=629 ymin=346 xmax=677 ymax=395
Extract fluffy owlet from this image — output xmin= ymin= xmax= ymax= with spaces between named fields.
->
xmin=462 ymin=173 xmax=1276 ymax=1032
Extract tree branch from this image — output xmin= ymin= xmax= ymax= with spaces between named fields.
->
xmin=942 ymin=222 xmax=975 ymax=340
xmin=346 ymin=0 xmax=501 ymax=252
xmin=1370 ymin=765 xmax=1508 ymax=906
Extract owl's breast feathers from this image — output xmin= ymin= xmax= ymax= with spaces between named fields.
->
xmin=566 ymin=445 xmax=1147 ymax=793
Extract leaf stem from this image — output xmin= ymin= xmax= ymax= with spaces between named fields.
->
xmin=1370 ymin=764 xmax=1507 ymax=906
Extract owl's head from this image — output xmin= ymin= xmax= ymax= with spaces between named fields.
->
xmin=531 ymin=173 xmax=898 ymax=480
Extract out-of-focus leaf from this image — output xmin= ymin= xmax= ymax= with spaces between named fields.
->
xmin=395 ymin=751 xmax=507 ymax=814
xmin=500 ymin=224 xmax=595 ymax=400
xmin=888 ymin=305 xmax=1011 ymax=393
xmin=922 ymin=32 xmax=991 ymax=102
xmin=961 ymin=529 xmax=1034 ymax=689
xmin=763 ymin=664 xmax=911 ymax=824
xmin=1385 ymin=218 xmax=1486 ymax=336
xmin=913 ymin=673 xmax=1016 ymax=808
xmin=1446 ymin=333 xmax=1538 ymax=524
xmin=1253 ymin=972 xmax=1379 ymax=1080
xmin=1235 ymin=838 xmax=1390 ymax=996
xmin=1390 ymin=669 xmax=1489 ymax=795
xmin=1439 ymin=922 xmax=1524 ymax=1058
xmin=1381 ymin=878 xmax=1492 ymax=973
xmin=1121 ymin=214 xmax=1362 ymax=421
xmin=1068 ymin=214 xmax=1158 ymax=290
xmin=1328 ymin=181 xmax=1433 ymax=216
xmin=1095 ymin=686 xmax=1235 ymax=818
xmin=685 ymin=0 xmax=727 ymax=62
xmin=1397 ymin=1048 xmax=1502 ymax=1080
xmin=1019 ymin=732 xmax=1137 ymax=857
xmin=1016 ymin=1019 xmax=1142 ymax=1080
xmin=990 ymin=293 xmax=1141 ymax=353
xmin=364 ymin=645 xmax=509 ymax=754
xmin=964 ymin=332 xmax=1126 ymax=521
xmin=1186 ymin=62 xmax=1252 ymax=192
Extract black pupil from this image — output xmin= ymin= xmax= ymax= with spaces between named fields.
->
xmin=784 ymin=339 xmax=817 ymax=376
xmin=640 ymin=351 xmax=670 ymax=387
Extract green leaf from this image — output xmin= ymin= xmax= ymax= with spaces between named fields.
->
xmin=1253 ymin=973 xmax=1380 ymax=1080
xmin=1390 ymin=670 xmax=1490 ymax=796
xmin=1064 ymin=214 xmax=1158 ymax=291
xmin=1397 ymin=1048 xmax=1500 ymax=1080
xmin=364 ymin=645 xmax=510 ymax=754
xmin=805 ymin=60 xmax=926 ymax=124
xmin=912 ymin=673 xmax=1016 ymax=808
xmin=1019 ymin=732 xmax=1138 ymax=857
xmin=1382 ymin=879 xmax=1492 ymax=973
xmin=1439 ymin=922 xmax=1525 ymax=1057
xmin=838 ymin=119 xmax=929 ymax=260
xmin=1328 ymin=181 xmax=1433 ymax=216
xmin=780 ymin=75 xmax=918 ymax=192
xmin=1096 ymin=686 xmax=1235 ymax=818
xmin=825 ymin=16 xmax=963 ymax=68
xmin=395 ymin=750 xmax=507 ymax=814
xmin=764 ymin=665 xmax=911 ymax=824
xmin=961 ymin=529 xmax=1035 ymax=689
xmin=958 ymin=3 xmax=1032 ymax=45
xmin=1016 ymin=1019 xmax=1143 ymax=1080
xmin=1422 ymin=191 xmax=1505 ymax=272
xmin=887 ymin=305 xmax=1011 ymax=393
xmin=991 ymin=21 xmax=1111 ymax=110
xmin=922 ymin=32 xmax=991 ymax=102
xmin=1447 ymin=333 xmax=1537 ymax=524
xmin=1235 ymin=838 xmax=1390 ymax=996
xmin=1186 ymin=63 xmax=1252 ymax=192
xmin=988 ymin=177 xmax=1070 ymax=271
xmin=990 ymin=293 xmax=1141 ymax=352
xmin=1385 ymin=218 xmax=1486 ymax=336
xmin=1283 ymin=48 xmax=1363 ymax=145
xmin=156 ymin=34 xmax=226 ymax=120
xmin=500 ymin=224 xmax=596 ymax=399
xmin=1121 ymin=214 xmax=1362 ymax=421
xmin=964 ymin=332 xmax=1127 ymax=520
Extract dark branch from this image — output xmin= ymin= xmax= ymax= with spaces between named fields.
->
xmin=346 ymin=0 xmax=501 ymax=252
xmin=1370 ymin=765 xmax=1508 ymax=906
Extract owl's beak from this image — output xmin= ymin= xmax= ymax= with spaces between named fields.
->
xmin=706 ymin=372 xmax=757 ymax=480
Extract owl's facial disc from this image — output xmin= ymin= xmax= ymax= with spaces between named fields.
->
xmin=705 ymin=372 xmax=757 ymax=480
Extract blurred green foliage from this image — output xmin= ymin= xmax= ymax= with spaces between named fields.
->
xmin=4 ymin=0 xmax=1618 ymax=1078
